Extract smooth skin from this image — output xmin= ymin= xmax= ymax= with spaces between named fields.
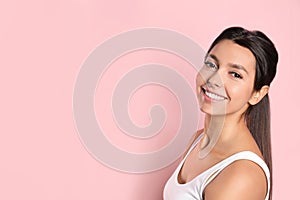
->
xmin=178 ymin=40 xmax=269 ymax=200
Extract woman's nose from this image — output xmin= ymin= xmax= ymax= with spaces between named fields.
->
xmin=207 ymin=71 xmax=223 ymax=89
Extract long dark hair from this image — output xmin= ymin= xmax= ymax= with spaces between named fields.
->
xmin=206 ymin=27 xmax=278 ymax=199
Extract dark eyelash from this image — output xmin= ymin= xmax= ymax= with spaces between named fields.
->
xmin=204 ymin=61 xmax=218 ymax=70
xmin=229 ymin=72 xmax=243 ymax=79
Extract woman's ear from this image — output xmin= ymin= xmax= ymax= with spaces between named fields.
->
xmin=248 ymin=85 xmax=269 ymax=105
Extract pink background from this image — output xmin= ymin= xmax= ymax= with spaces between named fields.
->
xmin=1 ymin=0 xmax=299 ymax=199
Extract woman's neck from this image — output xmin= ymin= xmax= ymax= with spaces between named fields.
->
xmin=200 ymin=113 xmax=248 ymax=157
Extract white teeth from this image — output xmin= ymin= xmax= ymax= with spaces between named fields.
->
xmin=205 ymin=90 xmax=226 ymax=101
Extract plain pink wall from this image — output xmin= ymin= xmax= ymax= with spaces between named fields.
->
xmin=1 ymin=0 xmax=299 ymax=199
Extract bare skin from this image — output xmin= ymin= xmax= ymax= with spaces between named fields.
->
xmin=177 ymin=40 xmax=269 ymax=200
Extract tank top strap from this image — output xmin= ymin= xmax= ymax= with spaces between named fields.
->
xmin=199 ymin=151 xmax=270 ymax=200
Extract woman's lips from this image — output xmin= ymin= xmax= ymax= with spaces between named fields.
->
xmin=200 ymin=87 xmax=228 ymax=101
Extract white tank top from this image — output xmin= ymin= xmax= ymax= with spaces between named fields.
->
xmin=163 ymin=134 xmax=270 ymax=200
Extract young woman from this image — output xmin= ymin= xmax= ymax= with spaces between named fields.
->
xmin=164 ymin=27 xmax=278 ymax=200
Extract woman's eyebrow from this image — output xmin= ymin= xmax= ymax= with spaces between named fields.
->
xmin=208 ymin=53 xmax=249 ymax=74
xmin=228 ymin=63 xmax=249 ymax=74
xmin=207 ymin=54 xmax=219 ymax=63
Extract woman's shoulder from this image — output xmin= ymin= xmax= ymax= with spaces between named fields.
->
xmin=204 ymin=157 xmax=268 ymax=200
xmin=181 ymin=129 xmax=204 ymax=158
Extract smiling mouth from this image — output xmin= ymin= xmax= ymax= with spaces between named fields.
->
xmin=201 ymin=87 xmax=227 ymax=101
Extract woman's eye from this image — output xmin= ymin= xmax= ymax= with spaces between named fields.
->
xmin=229 ymin=72 xmax=243 ymax=79
xmin=204 ymin=61 xmax=218 ymax=70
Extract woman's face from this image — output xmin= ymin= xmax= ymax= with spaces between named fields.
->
xmin=196 ymin=39 xmax=256 ymax=116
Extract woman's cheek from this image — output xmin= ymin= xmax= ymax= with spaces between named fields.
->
xmin=196 ymin=68 xmax=215 ymax=85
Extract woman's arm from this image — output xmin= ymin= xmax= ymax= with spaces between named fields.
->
xmin=203 ymin=159 xmax=268 ymax=200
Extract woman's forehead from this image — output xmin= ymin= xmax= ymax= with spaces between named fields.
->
xmin=208 ymin=39 xmax=256 ymax=72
